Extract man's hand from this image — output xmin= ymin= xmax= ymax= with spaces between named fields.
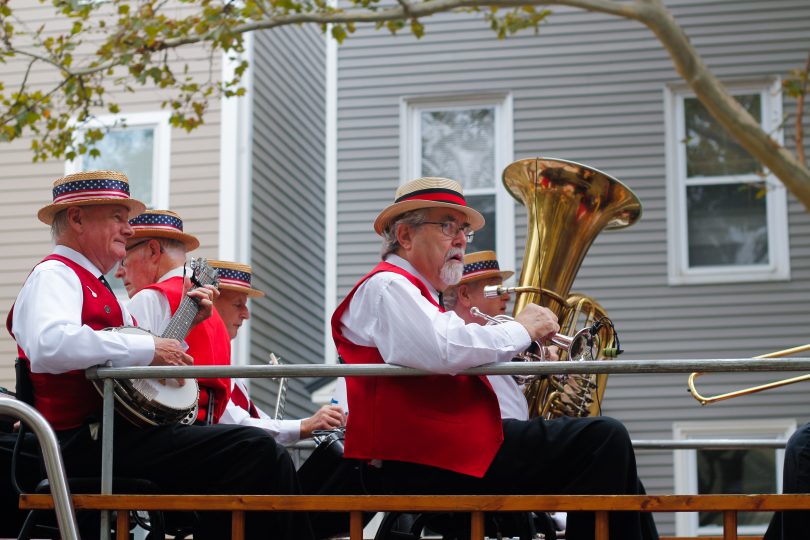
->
xmin=151 ymin=337 xmax=193 ymax=386
xmin=188 ymin=284 xmax=219 ymax=328
xmin=514 ymin=303 xmax=559 ymax=343
xmin=299 ymin=404 xmax=345 ymax=439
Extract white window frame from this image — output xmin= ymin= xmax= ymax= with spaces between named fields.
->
xmin=673 ymin=419 xmax=794 ymax=536
xmin=664 ymin=79 xmax=789 ymax=285
xmin=400 ymin=93 xmax=515 ymax=278
xmin=65 ymin=110 xmax=171 ymax=210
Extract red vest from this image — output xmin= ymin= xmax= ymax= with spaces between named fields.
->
xmin=231 ymin=382 xmax=261 ymax=419
xmin=331 ymin=261 xmax=503 ymax=478
xmin=7 ymin=254 xmax=124 ymax=430
xmin=147 ymin=277 xmax=232 ymax=423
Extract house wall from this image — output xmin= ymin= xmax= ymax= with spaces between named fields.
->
xmin=334 ymin=0 xmax=810 ymax=533
xmin=249 ymin=25 xmax=327 ymax=420
xmin=0 ymin=1 xmax=224 ymax=389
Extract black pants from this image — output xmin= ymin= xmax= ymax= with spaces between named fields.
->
xmin=765 ymin=422 xmax=810 ymax=540
xmin=56 ymin=416 xmax=314 ymax=540
xmin=371 ymin=416 xmax=658 ymax=540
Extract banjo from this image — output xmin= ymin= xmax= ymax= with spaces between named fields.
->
xmin=93 ymin=258 xmax=219 ymax=427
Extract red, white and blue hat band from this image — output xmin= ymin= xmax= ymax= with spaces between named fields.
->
xmin=52 ymin=178 xmax=130 ymax=204
xmin=395 ymin=188 xmax=467 ymax=207
xmin=215 ymin=267 xmax=253 ymax=289
xmin=463 ymin=259 xmax=500 ymax=279
xmin=129 ymin=211 xmax=185 ymax=233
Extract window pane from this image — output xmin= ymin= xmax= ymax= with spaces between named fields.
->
xmin=466 ymin=194 xmax=495 ymax=252
xmin=84 ymin=127 xmax=156 ymax=293
xmin=420 ymin=108 xmax=495 ymax=189
xmin=84 ymin=128 xmax=155 ymax=208
xmin=685 ymin=94 xmax=761 ymax=177
xmin=687 ymin=183 xmax=768 ymax=267
xmin=697 ymin=449 xmax=776 ymax=527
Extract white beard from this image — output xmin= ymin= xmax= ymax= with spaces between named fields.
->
xmin=440 ymin=259 xmax=464 ymax=286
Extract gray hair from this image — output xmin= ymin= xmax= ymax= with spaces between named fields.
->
xmin=50 ymin=210 xmax=69 ymax=243
xmin=156 ymin=237 xmax=186 ymax=255
xmin=380 ymin=208 xmax=430 ymax=259
xmin=442 ymin=285 xmax=460 ymax=310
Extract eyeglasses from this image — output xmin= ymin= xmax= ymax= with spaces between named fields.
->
xmin=421 ymin=221 xmax=475 ymax=242
xmin=120 ymin=240 xmax=150 ymax=267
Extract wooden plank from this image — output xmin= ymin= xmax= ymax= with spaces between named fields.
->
xmin=724 ymin=511 xmax=737 ymax=540
xmin=19 ymin=493 xmax=810 ymax=512
xmin=470 ymin=511 xmax=484 ymax=540
xmin=350 ymin=511 xmax=363 ymax=540
xmin=232 ymin=510 xmax=245 ymax=540
xmin=595 ymin=511 xmax=609 ymax=540
xmin=116 ymin=511 xmax=128 ymax=540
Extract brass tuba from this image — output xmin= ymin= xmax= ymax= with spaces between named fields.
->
xmin=503 ymin=157 xmax=641 ymax=419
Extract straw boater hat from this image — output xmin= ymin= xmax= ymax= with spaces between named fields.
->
xmin=37 ymin=170 xmax=147 ymax=225
xmin=128 ymin=209 xmax=200 ymax=251
xmin=208 ymin=260 xmax=265 ymax=298
xmin=373 ymin=177 xmax=485 ymax=235
xmin=459 ymin=250 xmax=514 ymax=285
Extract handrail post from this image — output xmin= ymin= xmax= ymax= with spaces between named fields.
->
xmin=100 ymin=376 xmax=115 ymax=540
xmin=350 ymin=511 xmax=363 ymax=540
xmin=723 ymin=510 xmax=737 ymax=540
xmin=595 ymin=510 xmax=609 ymax=540
xmin=0 ymin=397 xmax=80 ymax=540
xmin=470 ymin=511 xmax=485 ymax=539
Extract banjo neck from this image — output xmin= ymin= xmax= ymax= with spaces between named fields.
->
xmin=162 ymin=294 xmax=199 ymax=341
xmin=161 ymin=258 xmax=220 ymax=341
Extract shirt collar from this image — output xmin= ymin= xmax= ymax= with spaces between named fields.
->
xmin=384 ymin=254 xmax=441 ymax=304
xmin=157 ymin=264 xmax=187 ymax=283
xmin=53 ymin=245 xmax=106 ymax=277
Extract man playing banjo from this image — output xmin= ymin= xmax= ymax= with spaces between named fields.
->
xmin=8 ymin=171 xmax=314 ymax=540
xmin=114 ymin=209 xmax=232 ymax=425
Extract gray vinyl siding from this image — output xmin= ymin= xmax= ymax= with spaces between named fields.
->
xmin=250 ymin=26 xmax=327 ymax=420
xmin=335 ymin=0 xmax=810 ymax=534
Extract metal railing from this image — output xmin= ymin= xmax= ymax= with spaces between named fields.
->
xmin=81 ymin=358 xmax=810 ymax=540
xmin=0 ymin=396 xmax=80 ymax=540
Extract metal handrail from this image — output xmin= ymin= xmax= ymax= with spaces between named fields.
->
xmin=84 ymin=358 xmax=810 ymax=380
xmin=0 ymin=396 xmax=80 ymax=540
xmin=87 ymin=359 xmax=810 ymax=540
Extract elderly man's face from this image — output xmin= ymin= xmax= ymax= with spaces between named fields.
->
xmin=465 ymin=276 xmax=510 ymax=321
xmin=401 ymin=207 xmax=468 ymax=291
xmin=114 ymin=238 xmax=160 ymax=297
xmin=215 ymin=290 xmax=250 ymax=340
xmin=77 ymin=204 xmax=133 ymax=274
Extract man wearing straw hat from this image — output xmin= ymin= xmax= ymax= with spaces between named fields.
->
xmin=331 ymin=177 xmax=657 ymax=540
xmin=114 ymin=209 xmax=231 ymax=425
xmin=9 ymin=171 xmax=312 ymax=540
xmin=207 ymin=259 xmax=344 ymax=444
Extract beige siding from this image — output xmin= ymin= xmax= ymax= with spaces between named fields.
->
xmin=0 ymin=1 xmax=224 ymax=389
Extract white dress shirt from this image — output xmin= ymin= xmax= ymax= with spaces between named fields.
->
xmin=218 ymin=380 xmax=302 ymax=446
xmin=338 ymin=254 xmax=531 ymax=420
xmin=126 ymin=266 xmax=186 ymax=336
xmin=127 ymin=268 xmax=303 ymax=443
xmin=11 ymin=245 xmax=155 ymax=374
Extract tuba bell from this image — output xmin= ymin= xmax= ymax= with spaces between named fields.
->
xmin=502 ymin=157 xmax=641 ymax=419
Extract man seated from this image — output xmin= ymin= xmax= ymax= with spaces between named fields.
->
xmin=9 ymin=172 xmax=313 ymax=540
xmin=114 ymin=209 xmax=231 ymax=425
xmin=208 ymin=259 xmax=344 ymax=445
xmin=331 ymin=176 xmax=658 ymax=540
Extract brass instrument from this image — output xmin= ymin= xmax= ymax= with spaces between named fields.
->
xmin=502 ymin=157 xmax=641 ymax=419
xmin=688 ymin=343 xmax=810 ymax=405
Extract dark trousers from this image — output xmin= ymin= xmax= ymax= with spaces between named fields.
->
xmin=56 ymin=416 xmax=314 ymax=540
xmin=765 ymin=422 xmax=810 ymax=540
xmin=371 ymin=416 xmax=658 ymax=540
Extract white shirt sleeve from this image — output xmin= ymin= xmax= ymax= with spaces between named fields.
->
xmin=219 ymin=384 xmax=302 ymax=445
xmin=12 ymin=261 xmax=155 ymax=374
xmin=127 ymin=288 xmax=173 ymax=335
xmin=339 ymin=271 xmax=531 ymax=374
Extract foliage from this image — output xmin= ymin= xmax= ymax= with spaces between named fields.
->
xmin=0 ymin=0 xmax=551 ymax=161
